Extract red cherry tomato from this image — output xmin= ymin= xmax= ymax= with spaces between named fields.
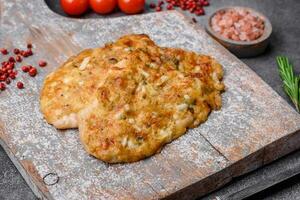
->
xmin=118 ymin=0 xmax=145 ymax=14
xmin=60 ymin=0 xmax=89 ymax=16
xmin=89 ymin=0 xmax=117 ymax=14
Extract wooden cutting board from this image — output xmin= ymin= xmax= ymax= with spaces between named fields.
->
xmin=1 ymin=1 xmax=300 ymax=199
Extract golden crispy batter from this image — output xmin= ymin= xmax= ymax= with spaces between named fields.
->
xmin=41 ymin=34 xmax=224 ymax=162
xmin=78 ymin=35 xmax=225 ymax=163
xmin=40 ymin=34 xmax=157 ymax=129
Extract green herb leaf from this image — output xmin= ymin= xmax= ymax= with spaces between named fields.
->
xmin=276 ymin=56 xmax=300 ymax=112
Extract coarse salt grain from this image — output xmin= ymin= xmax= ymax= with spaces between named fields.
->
xmin=211 ymin=8 xmax=265 ymax=42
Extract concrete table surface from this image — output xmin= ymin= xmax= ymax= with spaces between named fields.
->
xmin=0 ymin=0 xmax=299 ymax=199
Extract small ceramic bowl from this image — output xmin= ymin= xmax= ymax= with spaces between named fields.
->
xmin=206 ymin=6 xmax=272 ymax=58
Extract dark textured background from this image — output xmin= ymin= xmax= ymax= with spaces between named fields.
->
xmin=0 ymin=0 xmax=299 ymax=199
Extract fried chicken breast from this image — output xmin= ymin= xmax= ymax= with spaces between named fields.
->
xmin=41 ymin=34 xmax=224 ymax=163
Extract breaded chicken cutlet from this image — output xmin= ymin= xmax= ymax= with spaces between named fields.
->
xmin=40 ymin=34 xmax=225 ymax=163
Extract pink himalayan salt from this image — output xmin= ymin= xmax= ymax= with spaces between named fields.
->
xmin=211 ymin=8 xmax=265 ymax=42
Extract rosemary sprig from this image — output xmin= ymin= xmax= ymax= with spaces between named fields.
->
xmin=276 ymin=56 xmax=300 ymax=112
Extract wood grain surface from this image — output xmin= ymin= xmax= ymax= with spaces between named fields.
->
xmin=0 ymin=1 xmax=300 ymax=199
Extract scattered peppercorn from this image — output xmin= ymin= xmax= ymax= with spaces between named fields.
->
xmin=7 ymin=63 xmax=14 ymax=70
xmin=16 ymin=55 xmax=22 ymax=62
xmin=21 ymin=66 xmax=29 ymax=73
xmin=158 ymin=0 xmax=164 ymax=6
xmin=149 ymin=3 xmax=156 ymax=8
xmin=156 ymin=6 xmax=162 ymax=12
xmin=8 ymin=57 xmax=15 ymax=63
xmin=5 ymin=79 xmax=11 ymax=84
xmin=0 ymin=48 xmax=8 ymax=55
xmin=17 ymin=81 xmax=24 ymax=89
xmin=29 ymin=67 xmax=37 ymax=77
xmin=26 ymin=49 xmax=33 ymax=56
xmin=202 ymin=1 xmax=209 ymax=6
xmin=0 ymin=75 xmax=6 ymax=81
xmin=195 ymin=8 xmax=204 ymax=15
xmin=13 ymin=48 xmax=20 ymax=55
xmin=192 ymin=17 xmax=197 ymax=23
xmin=0 ymin=83 xmax=6 ymax=91
xmin=39 ymin=60 xmax=47 ymax=67
xmin=20 ymin=50 xmax=26 ymax=57
xmin=151 ymin=0 xmax=209 ymax=16
xmin=27 ymin=43 xmax=32 ymax=49
xmin=167 ymin=4 xmax=173 ymax=10
xmin=0 ymin=43 xmax=46 ymax=91
xmin=9 ymin=73 xmax=16 ymax=79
